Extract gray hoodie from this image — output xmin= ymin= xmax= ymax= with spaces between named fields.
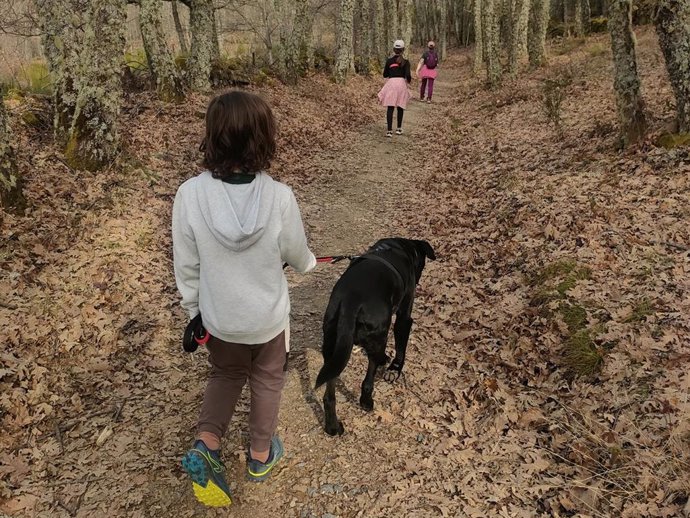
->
xmin=172 ymin=171 xmax=316 ymax=345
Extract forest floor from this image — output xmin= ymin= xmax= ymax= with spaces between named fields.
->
xmin=2 ymin=27 xmax=690 ymax=518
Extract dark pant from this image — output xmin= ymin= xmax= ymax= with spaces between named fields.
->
xmin=197 ymin=331 xmax=287 ymax=452
xmin=420 ymin=78 xmax=434 ymax=100
xmin=386 ymin=106 xmax=404 ymax=131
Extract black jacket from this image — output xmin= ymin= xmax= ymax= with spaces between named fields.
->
xmin=383 ymin=57 xmax=411 ymax=83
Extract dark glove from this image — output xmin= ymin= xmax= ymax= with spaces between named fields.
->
xmin=182 ymin=313 xmax=209 ymax=353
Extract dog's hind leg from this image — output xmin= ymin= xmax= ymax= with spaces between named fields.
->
xmin=359 ymin=355 xmax=379 ymax=412
xmin=385 ymin=312 xmax=414 ymax=383
xmin=323 ymin=379 xmax=344 ymax=436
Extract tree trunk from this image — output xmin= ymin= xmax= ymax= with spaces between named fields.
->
xmin=402 ymin=0 xmax=414 ymax=51
xmin=508 ymin=0 xmax=529 ymax=75
xmin=65 ymin=0 xmax=127 ymax=171
xmin=439 ymin=0 xmax=448 ymax=59
xmin=373 ymin=0 xmax=387 ymax=65
xmin=528 ymin=0 xmax=549 ymax=67
xmin=0 ymin=99 xmax=25 ymax=213
xmin=654 ymin=0 xmax=690 ymax=133
xmin=188 ymin=0 xmax=214 ymax=91
xmin=295 ymin=0 xmax=314 ymax=75
xmin=573 ymin=0 xmax=584 ymax=36
xmin=211 ymin=7 xmax=221 ymax=60
xmin=483 ymin=0 xmax=502 ymax=86
xmin=35 ymin=0 xmax=84 ymax=142
xmin=140 ymin=0 xmax=186 ymax=102
xmin=335 ymin=0 xmax=356 ymax=83
xmin=171 ymin=0 xmax=189 ymax=54
xmin=474 ymin=0 xmax=484 ymax=75
xmin=581 ymin=0 xmax=591 ymax=34
xmin=386 ymin=0 xmax=400 ymax=43
xmin=355 ymin=0 xmax=372 ymax=74
xmin=608 ymin=0 xmax=646 ymax=146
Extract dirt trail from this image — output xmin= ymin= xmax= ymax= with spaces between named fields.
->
xmin=151 ymin=73 xmax=460 ymax=518
xmin=225 ymin=74 xmax=459 ymax=518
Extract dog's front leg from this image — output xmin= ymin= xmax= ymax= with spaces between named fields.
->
xmin=359 ymin=356 xmax=378 ymax=411
xmin=323 ymin=379 xmax=344 ymax=436
xmin=385 ymin=315 xmax=413 ymax=382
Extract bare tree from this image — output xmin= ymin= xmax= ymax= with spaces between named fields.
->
xmin=188 ymin=0 xmax=214 ymax=90
xmin=65 ymin=0 xmax=127 ymax=170
xmin=294 ymin=0 xmax=314 ymax=76
xmin=527 ymin=0 xmax=549 ymax=67
xmin=0 ymin=98 xmax=25 ymax=213
xmin=355 ymin=0 xmax=372 ymax=75
xmin=401 ymin=0 xmax=414 ymax=52
xmin=608 ymin=0 xmax=646 ymax=146
xmin=335 ymin=0 xmax=356 ymax=83
xmin=654 ymin=0 xmax=690 ymax=132
xmin=171 ymin=0 xmax=190 ymax=53
xmin=439 ymin=0 xmax=448 ymax=58
xmin=483 ymin=0 xmax=502 ymax=87
xmin=474 ymin=0 xmax=484 ymax=75
xmin=35 ymin=0 xmax=85 ymax=141
xmin=581 ymin=0 xmax=591 ymax=34
xmin=373 ymin=0 xmax=387 ymax=65
xmin=140 ymin=0 xmax=186 ymax=101
xmin=508 ymin=0 xmax=529 ymax=75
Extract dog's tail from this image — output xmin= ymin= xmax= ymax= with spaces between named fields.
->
xmin=315 ymin=304 xmax=357 ymax=388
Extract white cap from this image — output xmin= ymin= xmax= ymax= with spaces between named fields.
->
xmin=393 ymin=40 xmax=405 ymax=49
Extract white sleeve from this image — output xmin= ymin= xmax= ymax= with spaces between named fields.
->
xmin=279 ymin=189 xmax=316 ymax=273
xmin=172 ymin=189 xmax=200 ymax=319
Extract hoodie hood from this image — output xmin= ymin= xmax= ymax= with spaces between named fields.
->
xmin=195 ymin=171 xmax=276 ymax=251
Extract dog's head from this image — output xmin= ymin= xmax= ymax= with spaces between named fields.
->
xmin=370 ymin=238 xmax=436 ymax=283
xmin=410 ymin=239 xmax=436 ymax=283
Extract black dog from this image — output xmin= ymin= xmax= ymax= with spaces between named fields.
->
xmin=314 ymin=238 xmax=436 ymax=436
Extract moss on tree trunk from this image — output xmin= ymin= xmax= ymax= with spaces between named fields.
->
xmin=527 ymin=0 xmax=550 ymax=67
xmin=65 ymin=0 xmax=126 ymax=171
xmin=609 ymin=0 xmax=646 ymax=146
xmin=35 ymin=0 xmax=84 ymax=143
xmin=0 ymin=99 xmax=26 ymax=213
xmin=474 ymin=0 xmax=485 ymax=75
xmin=189 ymin=0 xmax=214 ymax=91
xmin=654 ymin=0 xmax=690 ymax=133
xmin=483 ymin=0 xmax=502 ymax=87
xmin=374 ymin=0 xmax=387 ymax=66
xmin=508 ymin=0 xmax=530 ymax=76
xmin=335 ymin=0 xmax=356 ymax=83
xmin=140 ymin=0 xmax=186 ymax=102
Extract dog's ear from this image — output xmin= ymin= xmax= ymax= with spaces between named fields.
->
xmin=414 ymin=240 xmax=436 ymax=261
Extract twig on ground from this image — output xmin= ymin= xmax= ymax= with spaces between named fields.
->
xmin=55 ymin=422 xmax=64 ymax=454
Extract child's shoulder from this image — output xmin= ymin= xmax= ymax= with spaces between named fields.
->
xmin=176 ymin=170 xmax=209 ymax=194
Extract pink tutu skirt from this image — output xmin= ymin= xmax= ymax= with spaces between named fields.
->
xmin=378 ymin=77 xmax=411 ymax=109
xmin=419 ymin=65 xmax=438 ymax=79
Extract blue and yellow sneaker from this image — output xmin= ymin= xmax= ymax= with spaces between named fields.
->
xmin=181 ymin=440 xmax=232 ymax=507
xmin=247 ymin=436 xmax=284 ymax=482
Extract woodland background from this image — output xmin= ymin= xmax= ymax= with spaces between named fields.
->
xmin=1 ymin=0 xmax=690 ymax=516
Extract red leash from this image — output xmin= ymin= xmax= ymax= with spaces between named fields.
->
xmin=315 ymin=255 xmax=358 ymax=264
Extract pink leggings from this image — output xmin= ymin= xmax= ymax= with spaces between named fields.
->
xmin=420 ymin=78 xmax=435 ymax=100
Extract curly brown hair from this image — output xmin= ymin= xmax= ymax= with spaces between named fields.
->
xmin=200 ymin=91 xmax=276 ymax=178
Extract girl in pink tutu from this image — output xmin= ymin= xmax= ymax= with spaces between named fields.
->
xmin=416 ymin=41 xmax=439 ymax=103
xmin=378 ymin=40 xmax=412 ymax=137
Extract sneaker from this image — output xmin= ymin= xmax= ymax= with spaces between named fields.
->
xmin=427 ymin=98 xmax=432 ymax=103
xmin=247 ymin=436 xmax=284 ymax=482
xmin=386 ymin=131 xmax=393 ymax=138
xmin=181 ymin=440 xmax=232 ymax=507
xmin=396 ymin=128 xmax=403 ymax=135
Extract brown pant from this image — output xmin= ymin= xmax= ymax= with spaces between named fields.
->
xmin=197 ymin=331 xmax=287 ymax=452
